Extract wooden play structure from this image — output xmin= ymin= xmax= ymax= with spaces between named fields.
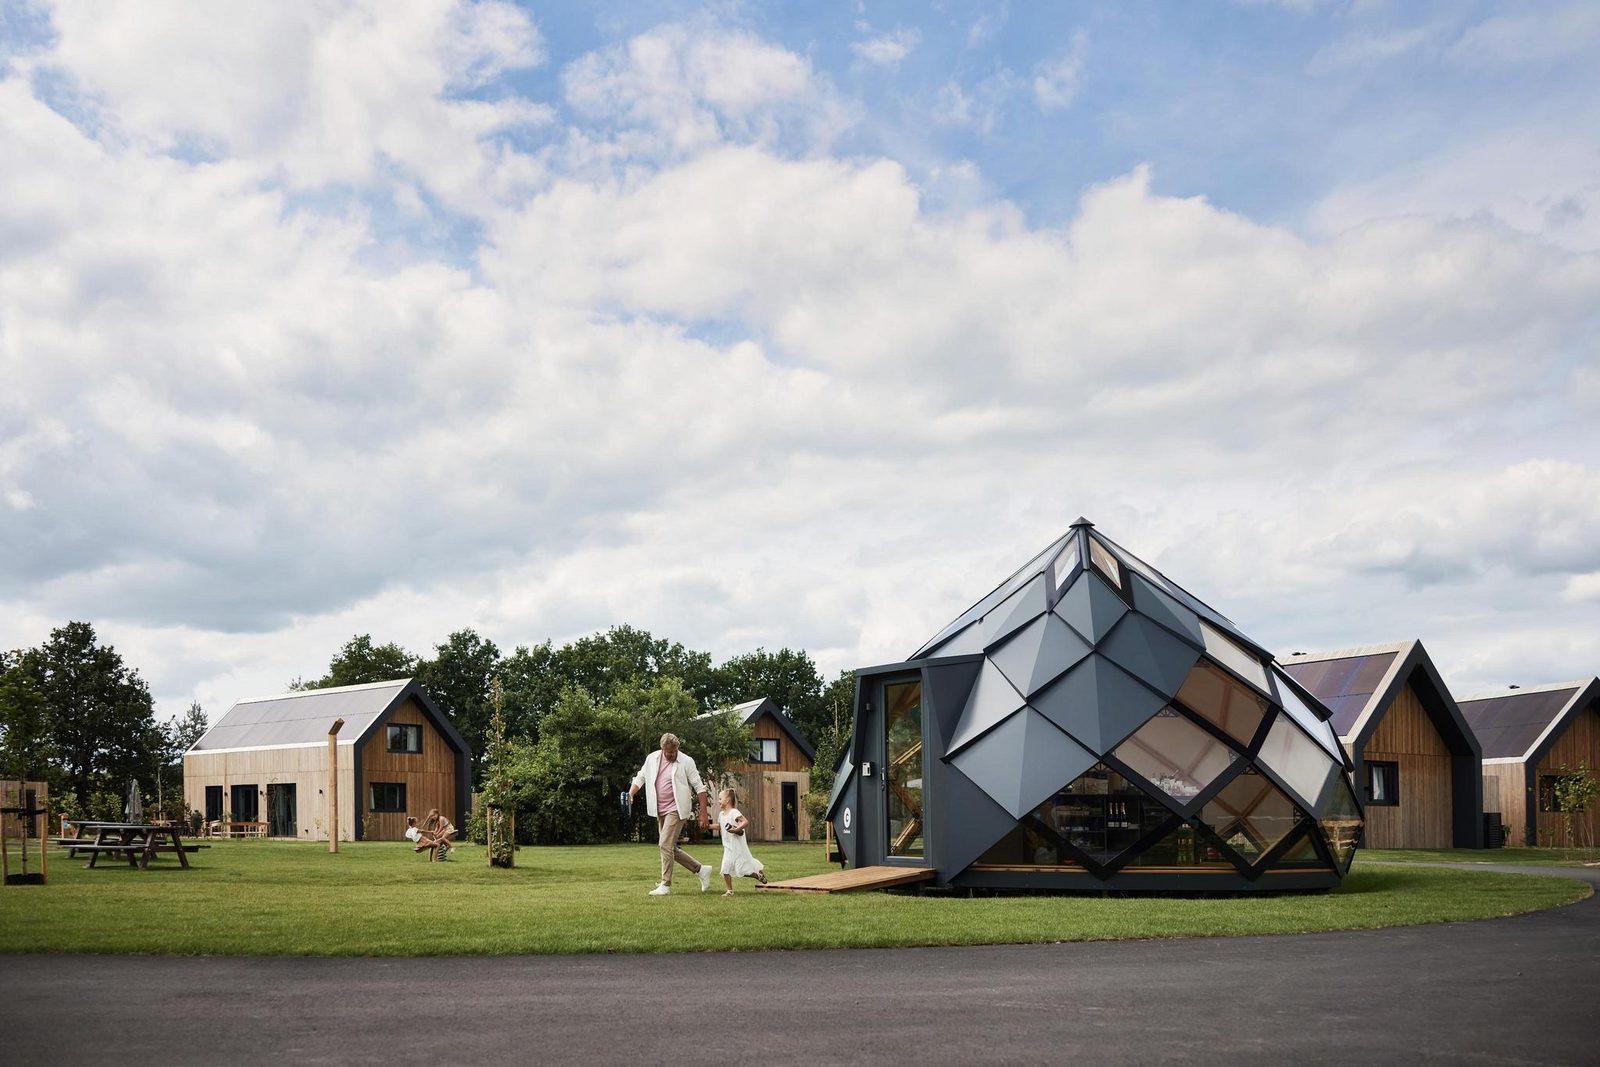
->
xmin=1 ymin=780 xmax=49 ymax=886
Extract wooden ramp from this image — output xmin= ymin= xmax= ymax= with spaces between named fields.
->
xmin=759 ymin=865 xmax=936 ymax=894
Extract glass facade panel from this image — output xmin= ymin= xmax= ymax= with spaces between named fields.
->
xmin=885 ymin=681 xmax=924 ymax=858
xmin=1176 ymin=662 xmax=1268 ymax=748
xmin=1257 ymin=714 xmax=1336 ymax=808
xmin=1269 ymin=830 xmax=1330 ymax=870
xmin=1112 ymin=707 xmax=1238 ymax=804
xmin=1271 ymin=668 xmax=1343 ymax=760
xmin=1089 ymin=538 xmax=1122 ymax=588
xmin=1320 ymin=776 xmax=1362 ymax=871
xmin=1051 ymin=540 xmax=1081 ymax=592
xmin=1123 ymin=822 xmax=1237 ymax=868
xmin=972 ymin=822 xmax=1088 ymax=869
xmin=1199 ymin=768 xmax=1301 ymax=864
xmin=970 ymin=763 xmax=1168 ymax=868
xmin=1200 ymin=621 xmax=1270 ymax=691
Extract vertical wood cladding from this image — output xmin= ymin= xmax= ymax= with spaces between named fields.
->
xmin=183 ymin=745 xmax=357 ymax=841
xmin=1361 ymin=680 xmax=1453 ymax=849
xmin=1533 ymin=702 xmax=1600 ymax=848
xmin=360 ymin=698 xmax=459 ymax=841
xmin=749 ymin=716 xmax=812 ymax=772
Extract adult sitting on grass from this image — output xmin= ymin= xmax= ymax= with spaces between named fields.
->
xmin=627 ymin=732 xmax=713 ymax=895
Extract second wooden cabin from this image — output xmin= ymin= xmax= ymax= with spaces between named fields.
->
xmin=710 ymin=697 xmax=816 ymax=842
xmin=1281 ymin=640 xmax=1483 ymax=849
xmin=1460 ymin=678 xmax=1600 ymax=848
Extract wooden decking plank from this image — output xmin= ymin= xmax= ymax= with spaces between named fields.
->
xmin=759 ymin=865 xmax=935 ymax=893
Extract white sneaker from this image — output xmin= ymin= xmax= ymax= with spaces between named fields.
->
xmin=697 ymin=865 xmax=712 ymax=892
xmin=648 ymin=883 xmax=671 ymax=896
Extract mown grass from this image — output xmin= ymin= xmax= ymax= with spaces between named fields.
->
xmin=0 ymin=840 xmax=1586 ymax=956
xmin=1362 ymin=846 xmax=1600 ymax=867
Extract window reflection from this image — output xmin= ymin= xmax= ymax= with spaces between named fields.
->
xmin=1112 ymin=707 xmax=1238 ymax=803
xmin=1176 ymin=662 xmax=1268 ymax=748
xmin=1089 ymin=538 xmax=1122 ymax=588
xmin=1267 ymin=830 xmax=1330 ymax=870
xmin=1257 ymin=714 xmax=1335 ymax=809
xmin=1319 ymin=775 xmax=1362 ymax=871
xmin=1200 ymin=621 xmax=1270 ymax=691
xmin=1051 ymin=540 xmax=1080 ymax=592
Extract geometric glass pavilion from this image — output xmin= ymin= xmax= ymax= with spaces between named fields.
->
xmin=827 ymin=518 xmax=1364 ymax=891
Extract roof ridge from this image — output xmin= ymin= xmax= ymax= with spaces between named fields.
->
xmin=1458 ymin=679 xmax=1591 ymax=703
xmin=1280 ymin=641 xmax=1414 ymax=664
xmin=236 ymin=678 xmax=412 ymax=704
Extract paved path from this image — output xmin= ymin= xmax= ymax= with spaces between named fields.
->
xmin=6 ymin=864 xmax=1597 ymax=1066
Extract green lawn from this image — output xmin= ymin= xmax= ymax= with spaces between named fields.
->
xmin=1361 ymin=846 xmax=1600 ymax=868
xmin=0 ymin=840 xmax=1587 ymax=956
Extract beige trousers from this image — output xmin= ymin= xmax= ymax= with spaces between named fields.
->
xmin=657 ymin=811 xmax=702 ymax=885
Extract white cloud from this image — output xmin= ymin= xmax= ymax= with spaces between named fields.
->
xmin=1447 ymin=4 xmax=1600 ymax=67
xmin=851 ymin=28 xmax=920 ymax=66
xmin=3 ymin=8 xmax=1598 ymax=716
xmin=1033 ymin=32 xmax=1087 ymax=111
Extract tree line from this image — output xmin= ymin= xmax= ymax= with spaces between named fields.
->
xmin=0 ymin=620 xmax=854 ymax=839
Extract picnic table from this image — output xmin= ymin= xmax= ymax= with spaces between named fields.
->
xmin=53 ymin=821 xmax=194 ymax=870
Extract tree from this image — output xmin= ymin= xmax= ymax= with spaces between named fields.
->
xmin=710 ymin=648 xmax=827 ymax=744
xmin=552 ymin=625 xmax=718 ymax=708
xmin=299 ymin=634 xmax=417 ymax=690
xmin=19 ymin=622 xmax=159 ymax=808
xmin=498 ymin=641 xmax=564 ymax=744
xmin=415 ymin=629 xmax=502 ymax=780
xmin=0 ymin=650 xmax=52 ymax=780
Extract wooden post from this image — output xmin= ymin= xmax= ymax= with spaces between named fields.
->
xmin=327 ymin=718 xmax=345 ymax=853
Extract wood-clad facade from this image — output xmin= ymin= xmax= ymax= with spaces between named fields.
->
xmin=184 ymin=680 xmax=470 ymax=842
xmin=1534 ymin=705 xmax=1600 ymax=847
xmin=708 ymin=698 xmax=816 ymax=843
xmin=1360 ymin=682 xmax=1453 ymax=848
xmin=1283 ymin=641 xmax=1482 ymax=850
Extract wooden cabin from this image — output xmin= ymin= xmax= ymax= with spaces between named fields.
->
xmin=183 ymin=679 xmax=470 ymax=841
xmin=1282 ymin=641 xmax=1483 ymax=849
xmin=1460 ymin=679 xmax=1600 ymax=848
xmin=708 ymin=698 xmax=816 ymax=842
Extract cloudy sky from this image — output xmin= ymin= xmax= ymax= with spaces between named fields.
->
xmin=2 ymin=0 xmax=1597 ymax=721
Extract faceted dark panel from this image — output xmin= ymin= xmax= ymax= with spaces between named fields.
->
xmin=1319 ymin=775 xmax=1362 ymax=872
xmin=1199 ymin=769 xmax=1302 ymax=867
xmin=1270 ymin=667 xmax=1343 ymax=761
xmin=1175 ymin=661 xmax=1269 ymax=749
xmin=950 ymin=708 xmax=1098 ymax=819
xmin=939 ymin=755 xmax=1039 ymax=876
xmin=982 ymin=573 xmax=1050 ymax=649
xmin=1128 ymin=573 xmax=1205 ymax=649
xmin=1112 ymin=707 xmax=1240 ymax=807
xmin=1052 ymin=570 xmax=1128 ymax=645
xmin=923 ymin=621 xmax=986 ymax=659
xmin=1032 ymin=655 xmax=1169 ymax=754
xmin=1256 ymin=713 xmax=1339 ymax=811
xmin=924 ymin=658 xmax=985 ymax=751
xmin=944 ymin=660 xmax=1027 ymax=755
xmin=1099 ymin=613 xmax=1203 ymax=699
xmin=989 ymin=612 xmax=1093 ymax=697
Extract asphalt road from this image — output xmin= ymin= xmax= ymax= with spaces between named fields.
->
xmin=5 ymin=864 xmax=1597 ymax=1066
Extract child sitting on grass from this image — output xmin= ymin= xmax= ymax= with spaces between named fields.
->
xmin=716 ymin=788 xmax=768 ymax=895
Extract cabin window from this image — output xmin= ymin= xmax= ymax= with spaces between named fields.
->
xmin=230 ymin=784 xmax=260 ymax=822
xmin=387 ymin=724 xmax=422 ymax=753
xmin=369 ymin=782 xmax=407 ymax=812
xmin=1366 ymin=762 xmax=1400 ymax=806
xmin=750 ymin=738 xmax=779 ymax=764
xmin=1539 ymin=775 xmax=1575 ymax=813
xmin=205 ymin=785 xmax=224 ymax=822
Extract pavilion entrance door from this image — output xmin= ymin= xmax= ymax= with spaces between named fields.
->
xmin=879 ymin=676 xmax=925 ymax=864
xmin=267 ymin=784 xmax=297 ymax=838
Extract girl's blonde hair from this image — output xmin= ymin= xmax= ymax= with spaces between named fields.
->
xmin=719 ymin=787 xmax=736 ymax=804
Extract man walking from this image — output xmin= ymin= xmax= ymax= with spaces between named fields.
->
xmin=628 ymin=732 xmax=713 ymax=895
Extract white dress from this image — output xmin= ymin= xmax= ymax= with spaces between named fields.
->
xmin=719 ymin=809 xmax=765 ymax=877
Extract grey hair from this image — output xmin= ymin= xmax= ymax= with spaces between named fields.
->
xmin=660 ymin=732 xmax=681 ymax=748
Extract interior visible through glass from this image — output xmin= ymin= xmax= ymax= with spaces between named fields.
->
xmin=1088 ymin=537 xmax=1122 ymax=588
xmin=1122 ymin=821 xmax=1238 ymax=868
xmin=884 ymin=681 xmax=924 ymax=858
xmin=1199 ymin=768 xmax=1301 ymax=865
xmin=971 ymin=763 xmax=1169 ymax=868
xmin=1319 ymin=775 xmax=1363 ymax=871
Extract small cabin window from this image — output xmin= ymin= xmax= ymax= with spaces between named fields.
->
xmin=750 ymin=738 xmax=780 ymax=764
xmin=1539 ymin=775 xmax=1576 ymax=813
xmin=1366 ymin=761 xmax=1399 ymax=806
xmin=387 ymin=724 xmax=422 ymax=753
xmin=369 ymin=782 xmax=407 ymax=812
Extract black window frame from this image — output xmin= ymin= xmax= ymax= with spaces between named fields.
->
xmin=387 ymin=723 xmax=422 ymax=754
xmin=1366 ymin=761 xmax=1400 ymax=807
xmin=750 ymin=737 xmax=780 ymax=764
xmin=1538 ymin=774 xmax=1570 ymax=813
xmin=369 ymin=782 xmax=407 ymax=813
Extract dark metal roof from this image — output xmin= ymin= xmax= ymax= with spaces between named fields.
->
xmin=1460 ymin=685 xmax=1583 ymax=761
xmin=1281 ymin=652 xmax=1399 ymax=737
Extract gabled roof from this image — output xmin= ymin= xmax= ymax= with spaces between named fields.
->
xmin=705 ymin=696 xmax=816 ymax=762
xmin=1281 ymin=640 xmax=1480 ymax=762
xmin=1460 ymin=679 xmax=1599 ymax=763
xmin=189 ymin=678 xmax=468 ymax=756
